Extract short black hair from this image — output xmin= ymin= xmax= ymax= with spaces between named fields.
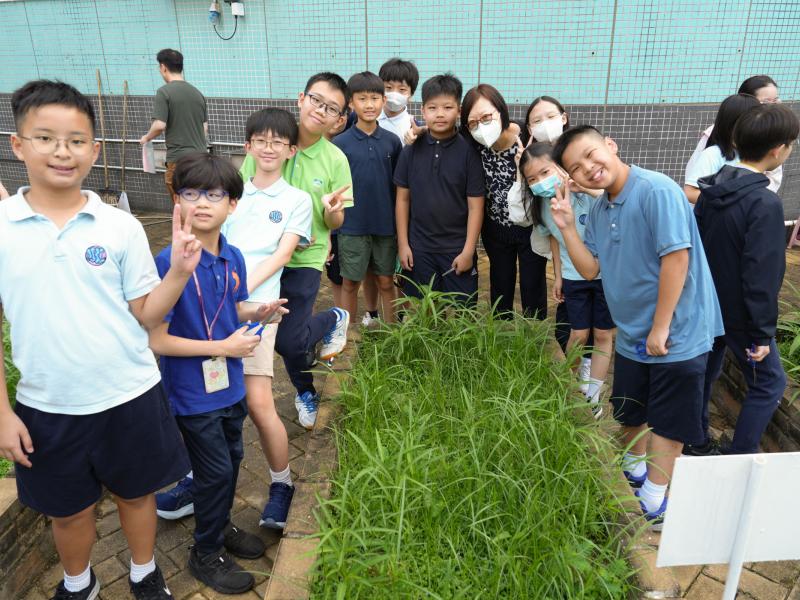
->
xmin=172 ymin=153 xmax=244 ymax=201
xmin=738 ymin=75 xmax=778 ymax=97
xmin=734 ymin=104 xmax=799 ymax=163
xmin=157 ymin=49 xmax=183 ymax=73
xmin=11 ymin=79 xmax=96 ymax=135
xmin=245 ymin=108 xmax=298 ymax=145
xmin=347 ymin=71 xmax=385 ymax=97
xmin=461 ymin=84 xmax=510 ymax=133
xmin=551 ymin=125 xmax=605 ymax=167
xmin=421 ymin=74 xmax=463 ymax=105
xmin=378 ymin=58 xmax=420 ymax=94
xmin=304 ymin=72 xmax=349 ymax=110
xmin=706 ymin=93 xmax=761 ymax=160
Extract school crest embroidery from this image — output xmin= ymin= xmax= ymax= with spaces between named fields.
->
xmin=85 ymin=245 xmax=107 ymax=266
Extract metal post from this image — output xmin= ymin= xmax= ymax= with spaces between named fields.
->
xmin=723 ymin=455 xmax=767 ymax=600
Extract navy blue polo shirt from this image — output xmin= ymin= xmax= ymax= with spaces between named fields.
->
xmin=155 ymin=234 xmax=249 ymax=416
xmin=394 ymin=131 xmax=485 ymax=252
xmin=333 ymin=123 xmax=402 ymax=236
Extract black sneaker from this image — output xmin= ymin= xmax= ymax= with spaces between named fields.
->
xmin=51 ymin=569 xmax=100 ymax=600
xmin=188 ymin=547 xmax=254 ymax=594
xmin=683 ymin=439 xmax=721 ymax=456
xmin=223 ymin=522 xmax=266 ymax=559
xmin=129 ymin=566 xmax=173 ymax=599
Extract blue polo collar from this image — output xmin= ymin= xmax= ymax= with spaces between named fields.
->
xmin=425 ymin=131 xmax=458 ymax=147
xmin=198 ymin=233 xmax=236 ymax=267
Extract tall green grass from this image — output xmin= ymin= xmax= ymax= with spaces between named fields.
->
xmin=778 ymin=283 xmax=800 ymax=388
xmin=1 ymin=319 xmax=17 ymax=477
xmin=313 ymin=293 xmax=636 ymax=599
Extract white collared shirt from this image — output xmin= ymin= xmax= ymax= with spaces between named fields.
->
xmin=221 ymin=177 xmax=312 ymax=302
xmin=0 ymin=188 xmax=161 ymax=414
xmin=378 ymin=109 xmax=414 ymax=146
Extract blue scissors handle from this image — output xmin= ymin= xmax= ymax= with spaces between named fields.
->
xmin=636 ymin=337 xmax=673 ymax=358
xmin=239 ymin=321 xmax=265 ymax=337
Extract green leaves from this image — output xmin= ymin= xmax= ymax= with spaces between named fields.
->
xmin=313 ymin=296 xmax=635 ymax=598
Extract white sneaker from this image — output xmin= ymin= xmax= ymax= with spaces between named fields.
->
xmin=361 ymin=312 xmax=374 ymax=327
xmin=579 ymin=358 xmax=592 ymax=394
xmin=320 ymin=308 xmax=349 ymax=360
xmin=295 ymin=391 xmax=320 ymax=430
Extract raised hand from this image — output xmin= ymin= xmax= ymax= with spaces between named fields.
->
xmin=513 ymin=137 xmax=526 ymax=168
xmin=254 ymin=299 xmax=290 ymax=325
xmin=169 ymin=204 xmax=203 ymax=275
xmin=549 ymin=178 xmax=574 ymax=230
xmin=322 ymin=185 xmax=350 ymax=214
xmin=404 ymin=118 xmax=426 ymax=145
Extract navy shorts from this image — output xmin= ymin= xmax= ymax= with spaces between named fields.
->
xmin=611 ymin=352 xmax=708 ymax=445
xmin=14 ymin=384 xmax=190 ymax=518
xmin=326 ymin=234 xmax=343 ymax=286
xmin=561 ymin=278 xmax=615 ymax=331
xmin=401 ymin=248 xmax=478 ymax=306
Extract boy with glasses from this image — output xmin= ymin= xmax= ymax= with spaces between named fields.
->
xmin=1 ymin=79 xmax=199 ymax=600
xmin=239 ymin=73 xmax=352 ymax=429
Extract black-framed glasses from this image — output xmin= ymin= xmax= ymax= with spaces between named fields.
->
xmin=306 ymin=92 xmax=343 ymax=118
xmin=466 ymin=113 xmax=496 ymax=131
xmin=177 ymin=188 xmax=229 ymax=203
xmin=18 ymin=134 xmax=94 ymax=155
xmin=249 ymin=138 xmax=289 ymax=152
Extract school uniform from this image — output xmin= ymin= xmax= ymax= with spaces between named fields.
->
xmin=156 ymin=235 xmax=249 ymax=554
xmin=583 ymin=167 xmax=724 ymax=445
xmin=0 ymin=188 xmax=188 ymax=517
xmin=695 ymin=165 xmax=787 ymax=453
xmin=393 ymin=131 xmax=486 ymax=304
xmin=333 ymin=124 xmax=402 ymax=281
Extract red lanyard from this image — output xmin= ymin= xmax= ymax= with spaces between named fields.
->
xmin=192 ymin=262 xmax=229 ymax=341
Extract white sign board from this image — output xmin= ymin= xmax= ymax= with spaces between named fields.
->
xmin=657 ymin=452 xmax=800 ymax=568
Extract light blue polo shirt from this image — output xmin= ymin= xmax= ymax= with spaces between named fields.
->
xmin=537 ymin=192 xmax=599 ymax=281
xmin=0 ymin=188 xmax=162 ymax=415
xmin=583 ymin=166 xmax=724 ymax=363
xmin=221 ymin=177 xmax=312 ymax=303
xmin=684 ymin=145 xmax=739 ymax=187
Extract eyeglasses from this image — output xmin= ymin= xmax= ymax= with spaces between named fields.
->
xmin=177 ymin=188 xmax=229 ymax=203
xmin=467 ymin=113 xmax=496 ymax=131
xmin=306 ymin=92 xmax=343 ymax=118
xmin=249 ymin=138 xmax=289 ymax=152
xmin=18 ymin=134 xmax=94 ymax=155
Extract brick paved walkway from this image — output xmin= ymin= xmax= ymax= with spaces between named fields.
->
xmin=17 ymin=214 xmax=800 ymax=599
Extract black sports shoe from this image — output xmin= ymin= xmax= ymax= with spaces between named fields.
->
xmin=188 ymin=547 xmax=254 ymax=594
xmin=51 ymin=569 xmax=100 ymax=600
xmin=129 ymin=566 xmax=173 ymax=600
xmin=223 ymin=522 xmax=266 ymax=559
xmin=683 ymin=438 xmax=721 ymax=456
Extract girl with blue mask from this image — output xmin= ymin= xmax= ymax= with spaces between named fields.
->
xmin=520 ymin=143 xmax=614 ymax=418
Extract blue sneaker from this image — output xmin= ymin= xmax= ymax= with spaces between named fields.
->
xmin=320 ymin=308 xmax=349 ymax=360
xmin=635 ymin=490 xmax=667 ymax=531
xmin=623 ymin=469 xmax=646 ymax=488
xmin=295 ymin=391 xmax=320 ymax=430
xmin=259 ymin=482 xmax=295 ymax=529
xmin=156 ymin=476 xmax=194 ymax=520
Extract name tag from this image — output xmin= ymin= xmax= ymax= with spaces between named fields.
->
xmin=202 ymin=357 xmax=230 ymax=393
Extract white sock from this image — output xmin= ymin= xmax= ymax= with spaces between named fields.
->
xmin=622 ymin=452 xmax=647 ymax=478
xmin=64 ymin=564 xmax=91 ymax=593
xmin=579 ymin=358 xmax=592 ymax=393
xmin=186 ymin=470 xmax=193 ymax=479
xmin=270 ymin=466 xmax=293 ymax=487
xmin=639 ymin=478 xmax=668 ymax=513
xmin=130 ymin=556 xmax=156 ymax=583
xmin=586 ymin=378 xmax=604 ymax=404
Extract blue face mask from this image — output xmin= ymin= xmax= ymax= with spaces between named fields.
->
xmin=529 ymin=174 xmax=561 ymax=198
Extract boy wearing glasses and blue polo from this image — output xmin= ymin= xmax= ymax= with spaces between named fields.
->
xmin=149 ymin=152 xmax=289 ymax=594
xmin=239 ymin=73 xmax=353 ymax=430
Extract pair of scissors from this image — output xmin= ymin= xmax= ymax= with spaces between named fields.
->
xmin=239 ymin=321 xmax=265 ymax=337
xmin=746 ymin=343 xmax=757 ymax=383
xmin=635 ymin=338 xmax=673 ymax=359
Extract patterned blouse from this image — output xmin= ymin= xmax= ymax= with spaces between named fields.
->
xmin=478 ymin=144 xmax=519 ymax=228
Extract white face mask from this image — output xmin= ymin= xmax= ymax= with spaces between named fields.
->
xmin=384 ymin=92 xmax=408 ymax=113
xmin=471 ymin=119 xmax=502 ymax=148
xmin=531 ymin=116 xmax=564 ymax=143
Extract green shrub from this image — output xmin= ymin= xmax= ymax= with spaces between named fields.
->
xmin=778 ymin=283 xmax=800 ymax=386
xmin=313 ymin=292 xmax=636 ymax=599
xmin=1 ymin=319 xmax=17 ymax=477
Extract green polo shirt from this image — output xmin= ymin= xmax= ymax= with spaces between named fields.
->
xmin=239 ymin=136 xmax=353 ymax=271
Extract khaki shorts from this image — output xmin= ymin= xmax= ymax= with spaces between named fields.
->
xmin=243 ymin=323 xmax=278 ymax=377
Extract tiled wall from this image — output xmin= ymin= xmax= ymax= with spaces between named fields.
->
xmin=2 ymin=93 xmax=798 ymax=216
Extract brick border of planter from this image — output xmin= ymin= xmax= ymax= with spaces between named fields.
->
xmin=0 ymin=478 xmax=58 ymax=599
xmin=263 ymin=348 xmax=353 ymax=600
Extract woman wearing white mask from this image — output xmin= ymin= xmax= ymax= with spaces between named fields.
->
xmin=524 ymin=96 xmax=569 ymax=145
xmin=461 ymin=84 xmax=548 ymax=319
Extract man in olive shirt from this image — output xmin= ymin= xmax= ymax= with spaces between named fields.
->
xmin=140 ymin=49 xmax=208 ymax=201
